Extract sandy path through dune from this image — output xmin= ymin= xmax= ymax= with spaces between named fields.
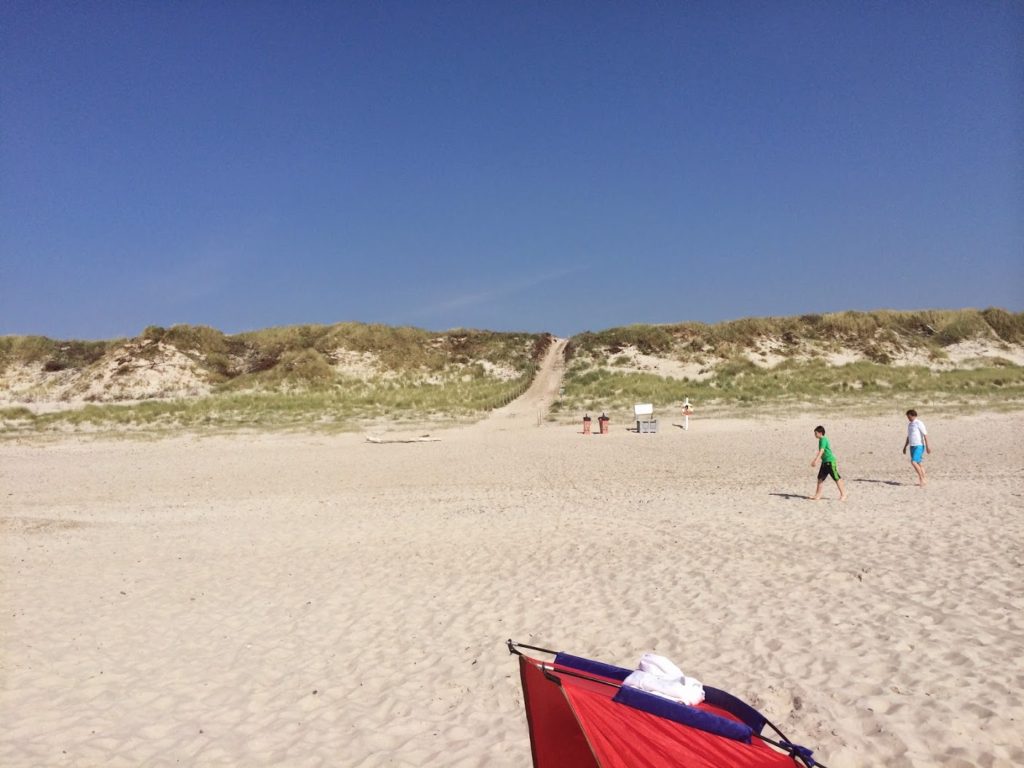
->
xmin=2 ymin=391 xmax=1023 ymax=766
xmin=480 ymin=337 xmax=568 ymax=429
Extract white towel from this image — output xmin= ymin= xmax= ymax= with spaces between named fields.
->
xmin=623 ymin=653 xmax=705 ymax=706
xmin=638 ymin=652 xmax=684 ymax=680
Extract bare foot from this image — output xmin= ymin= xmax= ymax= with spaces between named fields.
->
xmin=809 ymin=496 xmax=822 ymax=501
xmin=840 ymin=495 xmax=848 ymax=502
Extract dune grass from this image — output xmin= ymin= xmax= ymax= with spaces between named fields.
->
xmin=556 ymin=309 xmax=1024 ymax=418
xmin=0 ymin=336 xmax=113 ymax=372
xmin=3 ymin=368 xmax=536 ymax=434
xmin=553 ymin=358 xmax=1024 ymax=419
xmin=3 ymin=309 xmax=1022 ymax=434
xmin=2 ymin=323 xmax=546 ymax=380
xmin=570 ymin=308 xmax=1024 ymax=361
xmin=0 ymin=323 xmax=546 ymax=433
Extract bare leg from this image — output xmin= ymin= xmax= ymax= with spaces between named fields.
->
xmin=810 ymin=480 xmax=824 ymax=500
xmin=912 ymin=461 xmax=927 ymax=486
xmin=837 ymin=478 xmax=848 ymax=501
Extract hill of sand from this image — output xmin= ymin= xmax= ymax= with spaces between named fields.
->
xmin=0 ymin=326 xmax=547 ymax=413
xmin=2 ymin=339 xmax=1023 ymax=767
xmin=3 ymin=310 xmax=1022 ymax=418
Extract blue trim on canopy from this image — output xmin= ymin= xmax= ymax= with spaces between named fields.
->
xmin=554 ymin=653 xmax=773 ymax=737
xmin=553 ymin=653 xmax=631 ymax=682
xmin=704 ymin=686 xmax=768 ymax=734
xmin=612 ymin=686 xmax=753 ymax=743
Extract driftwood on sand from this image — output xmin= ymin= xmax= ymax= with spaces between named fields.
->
xmin=365 ymin=435 xmax=441 ymax=444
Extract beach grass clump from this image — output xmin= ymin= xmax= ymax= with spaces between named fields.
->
xmin=933 ymin=311 xmax=995 ymax=346
xmin=0 ymin=406 xmax=37 ymax=426
xmin=980 ymin=308 xmax=1024 ymax=343
xmin=223 ymin=348 xmax=339 ymax=391
xmin=0 ymin=335 xmax=112 ymax=373
xmin=570 ymin=325 xmax=676 ymax=356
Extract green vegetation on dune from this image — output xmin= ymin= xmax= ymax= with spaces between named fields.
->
xmin=0 ymin=336 xmax=113 ymax=372
xmin=557 ymin=360 xmax=1024 ymax=416
xmin=11 ymin=374 xmax=535 ymax=432
xmin=3 ymin=308 xmax=1023 ymax=434
xmin=0 ymin=323 xmax=547 ymax=433
xmin=0 ymin=322 xmax=547 ymax=379
xmin=569 ymin=308 xmax=1024 ymax=360
xmin=559 ymin=308 xmax=1024 ymax=417
xmin=143 ymin=322 xmax=545 ymax=382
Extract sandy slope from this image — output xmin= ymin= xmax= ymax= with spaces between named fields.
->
xmin=2 ymin=357 xmax=1023 ymax=767
xmin=482 ymin=337 xmax=568 ymax=428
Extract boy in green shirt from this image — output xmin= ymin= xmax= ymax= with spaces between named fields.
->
xmin=810 ymin=425 xmax=848 ymax=501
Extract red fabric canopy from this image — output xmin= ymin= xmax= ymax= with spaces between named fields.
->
xmin=519 ymin=654 xmax=798 ymax=768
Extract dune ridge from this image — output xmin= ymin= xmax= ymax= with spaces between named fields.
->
xmin=2 ymin=309 xmax=1022 ymax=425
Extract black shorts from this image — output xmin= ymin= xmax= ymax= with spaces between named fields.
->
xmin=817 ymin=461 xmax=841 ymax=482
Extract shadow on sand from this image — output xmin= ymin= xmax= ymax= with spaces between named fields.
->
xmin=768 ymin=492 xmax=808 ymax=501
xmin=851 ymin=478 xmax=905 ymax=487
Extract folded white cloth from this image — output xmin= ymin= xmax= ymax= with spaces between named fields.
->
xmin=623 ymin=653 xmax=705 ymax=706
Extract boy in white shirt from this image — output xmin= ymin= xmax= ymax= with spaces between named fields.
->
xmin=902 ymin=409 xmax=931 ymax=486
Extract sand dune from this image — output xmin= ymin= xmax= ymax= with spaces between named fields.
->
xmin=2 ymin=404 xmax=1023 ymax=766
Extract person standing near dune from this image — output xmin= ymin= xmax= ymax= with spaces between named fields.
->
xmin=810 ymin=425 xmax=848 ymax=501
xmin=903 ymin=409 xmax=931 ymax=486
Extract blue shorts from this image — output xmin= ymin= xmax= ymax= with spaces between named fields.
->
xmin=910 ymin=445 xmax=925 ymax=463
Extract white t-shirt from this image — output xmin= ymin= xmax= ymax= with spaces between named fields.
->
xmin=907 ymin=419 xmax=928 ymax=446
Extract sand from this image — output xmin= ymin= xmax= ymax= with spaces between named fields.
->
xmin=2 ymin=400 xmax=1023 ymax=766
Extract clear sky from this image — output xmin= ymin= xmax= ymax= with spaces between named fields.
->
xmin=2 ymin=1 xmax=1022 ymax=340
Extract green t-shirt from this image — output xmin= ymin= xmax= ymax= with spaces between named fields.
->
xmin=818 ymin=436 xmax=836 ymax=464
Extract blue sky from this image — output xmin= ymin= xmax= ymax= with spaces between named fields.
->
xmin=2 ymin=1 xmax=1022 ymax=340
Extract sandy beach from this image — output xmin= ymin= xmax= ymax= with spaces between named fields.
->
xmin=5 ymin=1 xmax=1021 ymax=763
xmin=2 ymin=403 xmax=1023 ymax=767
